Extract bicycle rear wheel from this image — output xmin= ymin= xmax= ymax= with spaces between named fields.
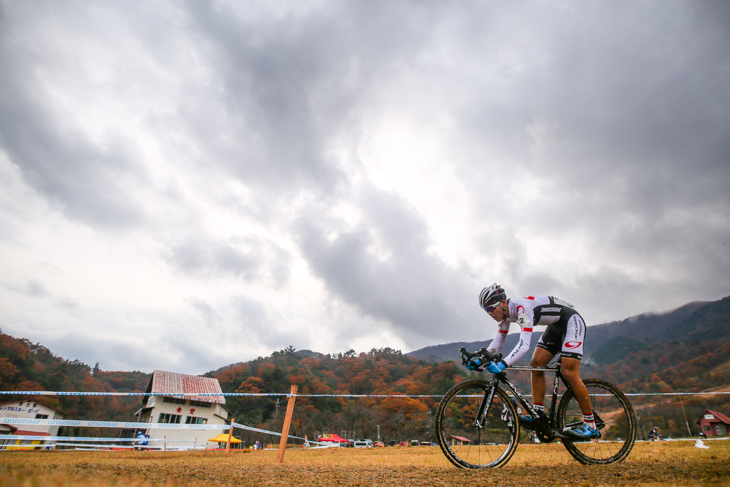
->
xmin=435 ymin=379 xmax=520 ymax=468
xmin=557 ymin=378 xmax=636 ymax=464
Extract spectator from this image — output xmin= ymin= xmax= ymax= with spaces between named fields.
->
xmin=135 ymin=431 xmax=148 ymax=451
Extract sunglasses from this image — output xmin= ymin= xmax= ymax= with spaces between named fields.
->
xmin=483 ymin=303 xmax=501 ymax=313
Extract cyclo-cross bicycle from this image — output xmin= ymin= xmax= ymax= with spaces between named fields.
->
xmin=436 ymin=348 xmax=636 ymax=468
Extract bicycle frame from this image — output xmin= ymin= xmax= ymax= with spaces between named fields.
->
xmin=480 ymin=364 xmax=579 ymax=440
xmin=503 ymin=365 xmax=564 ymax=419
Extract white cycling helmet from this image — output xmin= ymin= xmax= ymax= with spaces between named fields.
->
xmin=479 ymin=283 xmax=506 ymax=308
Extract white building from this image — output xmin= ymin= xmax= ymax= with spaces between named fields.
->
xmin=134 ymin=370 xmax=232 ymax=450
xmin=0 ymin=400 xmax=64 ymax=450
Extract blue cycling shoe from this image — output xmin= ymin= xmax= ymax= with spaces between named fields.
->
xmin=568 ymin=424 xmax=601 ymax=439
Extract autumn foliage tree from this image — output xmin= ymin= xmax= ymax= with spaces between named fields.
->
xmin=0 ymin=330 xmax=150 ymax=428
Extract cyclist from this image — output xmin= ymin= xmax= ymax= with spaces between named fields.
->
xmin=475 ymin=283 xmax=600 ymax=439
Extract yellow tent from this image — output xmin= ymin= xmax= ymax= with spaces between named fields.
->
xmin=208 ymin=433 xmax=242 ymax=444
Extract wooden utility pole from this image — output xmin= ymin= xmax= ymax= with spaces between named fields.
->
xmin=679 ymin=396 xmax=693 ymax=437
xmin=277 ymin=385 xmax=298 ymax=464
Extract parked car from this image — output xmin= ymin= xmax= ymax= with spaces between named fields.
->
xmin=353 ymin=439 xmax=374 ymax=448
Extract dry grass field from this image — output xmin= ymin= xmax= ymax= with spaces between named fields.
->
xmin=1 ymin=440 xmax=728 ymax=487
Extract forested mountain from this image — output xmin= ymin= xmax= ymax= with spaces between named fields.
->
xmin=1 ymin=295 xmax=728 ymax=442
xmin=0 ymin=333 xmax=150 ymax=422
xmin=584 ymin=300 xmax=713 ymax=355
xmin=407 ymin=296 xmax=730 ymax=375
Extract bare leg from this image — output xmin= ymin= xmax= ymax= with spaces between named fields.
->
xmin=560 ymin=356 xmax=593 ymax=415
xmin=530 ymin=347 xmax=554 ymax=406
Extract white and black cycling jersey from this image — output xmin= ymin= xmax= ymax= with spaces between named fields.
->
xmin=487 ymin=296 xmax=586 ymax=365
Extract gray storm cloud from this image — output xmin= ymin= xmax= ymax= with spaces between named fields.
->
xmin=294 ymin=186 xmax=475 ymax=345
xmin=0 ymin=0 xmax=728 ymax=373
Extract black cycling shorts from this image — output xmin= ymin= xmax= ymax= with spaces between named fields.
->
xmin=535 ymin=311 xmax=586 ymax=360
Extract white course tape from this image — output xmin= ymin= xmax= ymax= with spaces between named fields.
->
xmin=0 ymin=390 xmax=439 ymax=398
xmin=2 ymin=389 xmax=729 ymax=398
xmin=0 ymin=391 xmax=281 ymax=397
xmin=0 ymin=418 xmax=305 ymax=442
xmin=0 ymin=418 xmax=307 ymax=443
xmin=0 ymin=417 xmax=230 ymax=430
xmin=0 ymin=435 xmax=137 ymax=442
xmin=0 ymin=435 xmax=202 ymax=443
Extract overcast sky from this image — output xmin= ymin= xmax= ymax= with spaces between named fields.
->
xmin=1 ymin=0 xmax=728 ymax=376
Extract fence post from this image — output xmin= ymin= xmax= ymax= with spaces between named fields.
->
xmin=227 ymin=418 xmax=234 ymax=453
xmin=277 ymin=385 xmax=298 ymax=464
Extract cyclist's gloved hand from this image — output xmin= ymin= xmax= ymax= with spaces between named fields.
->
xmin=486 ymin=360 xmax=507 ymax=374
xmin=466 ymin=358 xmax=483 ymax=370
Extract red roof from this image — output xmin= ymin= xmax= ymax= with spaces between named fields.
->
xmin=449 ymin=435 xmax=472 ymax=443
xmin=12 ymin=430 xmax=50 ymax=436
xmin=704 ymin=409 xmax=730 ymax=424
xmin=146 ymin=370 xmax=225 ymax=405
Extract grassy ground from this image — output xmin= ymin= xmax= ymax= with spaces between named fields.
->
xmin=1 ymin=440 xmax=728 ymax=486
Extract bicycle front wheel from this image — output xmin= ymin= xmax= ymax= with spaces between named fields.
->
xmin=557 ymin=378 xmax=636 ymax=465
xmin=435 ymin=379 xmax=520 ymax=468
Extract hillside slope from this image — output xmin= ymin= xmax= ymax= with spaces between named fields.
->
xmin=0 ymin=332 xmax=150 ymax=422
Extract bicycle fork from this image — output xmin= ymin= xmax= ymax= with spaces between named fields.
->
xmin=474 ymin=381 xmax=497 ymax=429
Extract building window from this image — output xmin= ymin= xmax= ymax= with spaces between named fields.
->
xmin=35 ymin=414 xmax=49 ymax=419
xmin=158 ymin=413 xmax=182 ymax=424
xmin=163 ymin=397 xmax=187 ymax=405
xmin=189 ymin=400 xmax=212 ymax=408
xmin=185 ymin=416 xmax=208 ymax=425
xmin=704 ymin=425 xmax=711 ymax=431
